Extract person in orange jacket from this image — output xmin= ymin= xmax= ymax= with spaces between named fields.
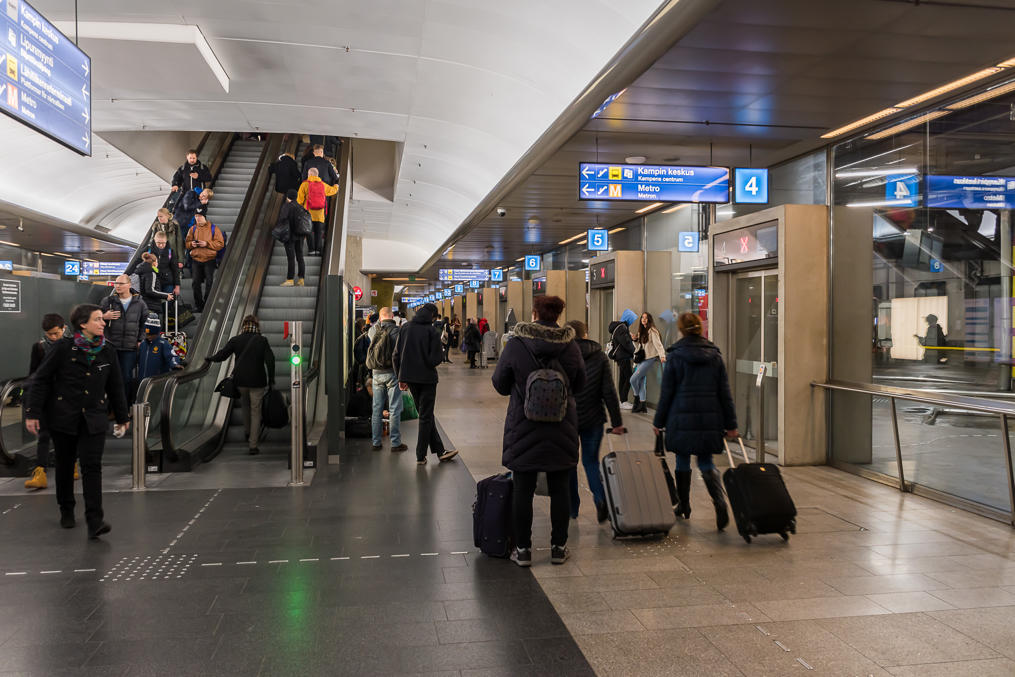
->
xmin=297 ymin=167 xmax=340 ymax=255
xmin=184 ymin=207 xmax=225 ymax=312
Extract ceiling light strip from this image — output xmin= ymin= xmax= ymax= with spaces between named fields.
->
xmin=635 ymin=202 xmax=664 ymax=214
xmin=866 ymin=111 xmax=950 ymax=140
xmin=608 ymin=227 xmax=627 ymax=234
xmin=820 ymin=108 xmax=902 ymax=139
xmin=558 ymin=232 xmax=586 ymax=245
xmin=946 ymin=79 xmax=1015 ymax=110
xmin=661 ymin=204 xmax=689 ymax=214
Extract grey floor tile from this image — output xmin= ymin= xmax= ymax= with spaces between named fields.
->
xmin=600 ymin=585 xmax=727 ymax=610
xmin=575 ymin=629 xmax=745 ymax=676
xmin=929 ymin=587 xmax=1015 ymax=609
xmin=929 ymin=606 xmax=1015 ymax=659
xmin=864 ymin=591 xmax=957 ymax=613
xmin=827 ymin=573 xmax=952 ymax=596
xmin=560 ymin=609 xmax=645 ymax=635
xmin=754 ymin=595 xmax=892 ymax=621
xmin=631 ymin=602 xmax=768 ymax=629
xmin=886 ymin=657 xmax=1015 ymax=676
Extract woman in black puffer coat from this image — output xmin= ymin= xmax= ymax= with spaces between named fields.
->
xmin=653 ymin=312 xmax=738 ymax=530
xmin=492 ymin=295 xmax=585 ymax=567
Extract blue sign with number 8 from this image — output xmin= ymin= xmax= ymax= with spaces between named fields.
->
xmin=587 ymin=229 xmax=609 ymax=251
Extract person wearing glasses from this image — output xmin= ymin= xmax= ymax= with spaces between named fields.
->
xmin=99 ymin=274 xmax=147 ymax=404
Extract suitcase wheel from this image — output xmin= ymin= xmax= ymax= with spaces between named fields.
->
xmin=789 ymin=519 xmax=797 ymax=534
xmin=780 ymin=532 xmax=790 ymax=542
xmin=742 ymin=533 xmax=752 ymax=544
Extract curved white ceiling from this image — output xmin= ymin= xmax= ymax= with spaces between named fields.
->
xmin=17 ymin=0 xmax=664 ymax=268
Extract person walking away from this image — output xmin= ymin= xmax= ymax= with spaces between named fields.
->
xmin=609 ymin=309 xmax=638 ymax=408
xmin=185 ymin=207 xmax=225 ymax=312
xmin=652 ymin=312 xmax=737 ymax=529
xmin=366 ymin=307 xmax=406 ymax=452
xmin=492 ymin=295 xmax=586 ymax=566
xmin=630 ymin=311 xmax=665 ymax=413
xmin=154 ymin=208 xmax=185 ymax=273
xmin=392 ymin=303 xmax=458 ymax=465
xmin=25 ymin=304 xmax=129 ymax=539
xmin=100 ymin=275 xmax=147 ymax=404
xmin=269 ymin=151 xmax=301 ymax=196
xmin=276 ymin=189 xmax=307 ymax=286
xmin=916 ymin=314 xmax=948 ymax=365
xmin=132 ymin=252 xmax=175 ymax=319
xmin=566 ymin=320 xmax=625 ymax=523
xmin=170 ymin=149 xmax=212 ymax=195
xmin=297 ymin=167 xmax=339 ymax=255
xmin=463 ymin=318 xmax=482 ymax=368
xmin=23 ymin=314 xmax=68 ymax=490
xmin=301 ymin=143 xmax=340 ymax=186
xmin=205 ymin=315 xmax=275 ymax=455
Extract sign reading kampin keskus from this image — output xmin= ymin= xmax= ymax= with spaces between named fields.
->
xmin=926 ymin=175 xmax=1015 ymax=209
xmin=438 ymin=269 xmax=489 ymax=282
xmin=0 ymin=0 xmax=91 ymax=155
xmin=578 ymin=163 xmax=729 ymax=203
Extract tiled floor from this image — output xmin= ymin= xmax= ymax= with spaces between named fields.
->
xmin=436 ymin=359 xmax=1015 ymax=676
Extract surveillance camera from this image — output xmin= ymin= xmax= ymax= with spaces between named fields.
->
xmin=496 ymin=208 xmax=507 ymax=217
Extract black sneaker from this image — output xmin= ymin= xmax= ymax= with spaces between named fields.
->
xmin=371 ymin=444 xmax=382 ymax=451
xmin=550 ymin=544 xmax=569 ymax=565
xmin=391 ymin=444 xmax=408 ymax=452
xmin=60 ymin=512 xmax=75 ymax=529
xmin=510 ymin=547 xmax=531 ymax=567
xmin=248 ymin=448 xmax=260 ymax=456
xmin=416 ymin=457 xmax=427 ymax=466
xmin=595 ymin=501 xmax=610 ymax=524
xmin=88 ymin=522 xmax=111 ymax=540
xmin=438 ymin=449 xmax=459 ymax=462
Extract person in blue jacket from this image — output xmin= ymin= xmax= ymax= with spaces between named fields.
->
xmin=136 ymin=315 xmax=180 ymax=384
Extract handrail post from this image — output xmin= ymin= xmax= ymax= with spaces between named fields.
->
xmin=289 ymin=319 xmax=305 ymax=487
xmin=889 ymin=397 xmax=908 ymax=492
xmin=131 ymin=401 xmax=150 ymax=490
xmin=1001 ymin=414 xmax=1015 ymax=526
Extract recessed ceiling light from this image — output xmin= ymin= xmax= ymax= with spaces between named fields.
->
xmin=625 ymin=156 xmax=646 ymax=164
xmin=635 ymin=202 xmax=664 ymax=214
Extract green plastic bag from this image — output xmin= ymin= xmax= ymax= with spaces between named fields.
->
xmin=401 ymin=391 xmax=419 ymax=420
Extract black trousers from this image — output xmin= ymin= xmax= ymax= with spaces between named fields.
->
xmin=407 ymin=382 xmax=445 ymax=460
xmin=51 ymin=423 xmax=106 ymax=527
xmin=192 ymin=259 xmax=217 ymax=310
xmin=512 ymin=469 xmax=570 ymax=549
xmin=284 ymin=237 xmax=306 ymax=280
xmin=467 ymin=350 xmax=477 ymax=367
xmin=311 ymin=220 xmax=325 ymax=254
xmin=617 ymin=359 xmax=633 ymax=403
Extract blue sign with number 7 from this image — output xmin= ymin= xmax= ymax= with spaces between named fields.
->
xmin=587 ymin=229 xmax=609 ymax=251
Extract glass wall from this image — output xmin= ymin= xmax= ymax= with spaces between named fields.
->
xmin=717 ymin=151 xmax=827 ymax=223
xmin=829 ymin=75 xmax=1015 ymax=513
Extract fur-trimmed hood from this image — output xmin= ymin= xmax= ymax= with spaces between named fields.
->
xmin=512 ymin=321 xmax=575 ymax=344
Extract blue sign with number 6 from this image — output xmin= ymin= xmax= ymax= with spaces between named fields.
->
xmin=524 ymin=255 xmax=541 ymax=271
xmin=587 ymin=229 xmax=609 ymax=251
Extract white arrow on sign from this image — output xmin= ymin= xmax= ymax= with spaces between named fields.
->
xmin=82 ymin=135 xmax=89 ymax=148
xmin=0 ymin=55 xmax=6 ymax=70
xmin=81 ymin=84 xmax=89 ymax=99
xmin=81 ymin=110 xmax=89 ymax=123
xmin=0 ymin=84 xmax=6 ymax=99
xmin=81 ymin=63 xmax=89 ymax=76
xmin=581 ymin=166 xmax=594 ymax=179
xmin=581 ymin=183 xmax=594 ymax=197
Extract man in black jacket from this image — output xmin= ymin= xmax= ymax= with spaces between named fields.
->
xmin=608 ymin=309 xmax=638 ymax=407
xmin=99 ymin=275 xmax=148 ymax=404
xmin=301 ymin=144 xmax=339 ymax=186
xmin=269 ymin=152 xmax=302 ymax=196
xmin=567 ymin=320 xmax=625 ymax=523
xmin=392 ymin=303 xmax=457 ymax=465
xmin=171 ymin=149 xmax=212 ymax=194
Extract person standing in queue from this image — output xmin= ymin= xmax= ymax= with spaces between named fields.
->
xmin=609 ymin=309 xmax=638 ymax=408
xmin=629 ymin=311 xmax=666 ymax=413
xmin=463 ymin=318 xmax=482 ymax=368
xmin=25 ymin=304 xmax=129 ymax=538
xmin=652 ymin=312 xmax=737 ymax=530
xmin=100 ymin=274 xmax=148 ymax=404
xmin=392 ymin=303 xmax=458 ymax=466
xmin=492 ymin=295 xmax=585 ymax=567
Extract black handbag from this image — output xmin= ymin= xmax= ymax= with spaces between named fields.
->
xmin=262 ymin=386 xmax=290 ymax=428
xmin=213 ymin=335 xmax=259 ymax=399
xmin=633 ymin=347 xmax=646 ymax=364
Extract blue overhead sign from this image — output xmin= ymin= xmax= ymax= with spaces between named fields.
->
xmin=0 ymin=260 xmax=11 ymax=271
xmin=926 ymin=174 xmax=1015 ymax=209
xmin=524 ymin=255 xmax=541 ymax=271
xmin=587 ymin=229 xmax=608 ymax=251
xmin=678 ymin=232 xmax=700 ymax=253
xmin=885 ymin=174 xmax=919 ymax=207
xmin=734 ymin=168 xmax=769 ymax=204
xmin=469 ymin=280 xmax=480 ymax=288
xmin=63 ymin=260 xmax=78 ymax=276
xmin=930 ymin=258 xmax=943 ymax=273
xmin=490 ymin=268 xmax=503 ymax=282
xmin=439 ymin=268 xmax=489 ymax=282
xmin=454 ymin=284 xmax=464 ymax=294
xmin=0 ymin=0 xmax=91 ymax=155
xmin=578 ymin=163 xmax=730 ymax=203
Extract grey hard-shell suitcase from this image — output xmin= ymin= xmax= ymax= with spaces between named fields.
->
xmin=601 ymin=436 xmax=676 ymax=538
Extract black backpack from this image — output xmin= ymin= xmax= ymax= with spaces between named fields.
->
xmin=365 ymin=325 xmax=395 ymax=370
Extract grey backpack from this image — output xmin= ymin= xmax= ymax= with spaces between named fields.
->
xmin=518 ymin=339 xmax=568 ymax=423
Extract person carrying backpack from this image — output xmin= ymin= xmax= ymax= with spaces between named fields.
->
xmin=297 ymin=167 xmax=339 ymax=255
xmin=366 ymin=308 xmax=406 ymax=452
xmin=185 ymin=207 xmax=224 ymax=312
xmin=491 ymin=295 xmax=586 ymax=567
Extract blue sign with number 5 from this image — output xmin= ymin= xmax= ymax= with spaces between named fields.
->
xmin=734 ymin=168 xmax=769 ymax=204
xmin=524 ymin=255 xmax=541 ymax=271
xmin=678 ymin=232 xmax=699 ymax=253
xmin=587 ymin=229 xmax=609 ymax=251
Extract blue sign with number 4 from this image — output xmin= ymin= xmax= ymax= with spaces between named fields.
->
xmin=885 ymin=175 xmax=919 ymax=207
xmin=587 ymin=229 xmax=609 ymax=251
xmin=734 ymin=168 xmax=769 ymax=204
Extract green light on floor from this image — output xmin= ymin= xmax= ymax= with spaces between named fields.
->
xmin=290 ymin=354 xmax=302 ymax=366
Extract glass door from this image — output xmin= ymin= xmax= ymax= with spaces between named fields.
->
xmin=731 ymin=270 xmax=779 ymax=461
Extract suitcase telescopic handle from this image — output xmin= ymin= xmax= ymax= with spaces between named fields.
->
xmin=605 ymin=429 xmax=631 ymax=453
xmin=723 ymin=437 xmax=751 ymax=467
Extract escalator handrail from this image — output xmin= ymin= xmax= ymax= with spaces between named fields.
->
xmin=0 ymin=377 xmax=27 ymax=464
xmin=158 ymin=135 xmax=290 ymax=458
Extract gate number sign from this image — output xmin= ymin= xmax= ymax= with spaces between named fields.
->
xmin=587 ymin=229 xmax=608 ymax=251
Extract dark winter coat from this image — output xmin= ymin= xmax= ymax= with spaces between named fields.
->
xmin=301 ymin=155 xmax=339 ymax=186
xmin=392 ymin=305 xmax=443 ymax=384
xmin=491 ymin=321 xmax=586 ymax=473
xmin=573 ymin=338 xmax=623 ymax=432
xmin=171 ymin=160 xmax=212 ymax=192
xmin=207 ymin=331 xmax=275 ymax=388
xmin=133 ymin=261 xmax=173 ymax=314
xmin=137 ymin=335 xmax=179 ymax=380
xmin=138 ymin=244 xmax=180 ymax=287
xmin=99 ymin=292 xmax=147 ymax=351
xmin=653 ymin=334 xmax=737 ymax=455
xmin=269 ymin=154 xmax=302 ymax=195
xmin=25 ymin=338 xmax=129 ymax=434
xmin=463 ymin=324 xmax=481 ymax=352
xmin=607 ymin=320 xmax=636 ymax=362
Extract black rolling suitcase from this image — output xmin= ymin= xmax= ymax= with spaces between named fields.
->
xmin=474 ymin=473 xmax=513 ymax=557
xmin=722 ymin=438 xmax=797 ymax=544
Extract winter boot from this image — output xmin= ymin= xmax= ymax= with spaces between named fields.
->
xmin=25 ymin=466 xmax=47 ymax=490
xmin=674 ymin=471 xmax=692 ymax=519
xmin=701 ymin=468 xmax=729 ymax=531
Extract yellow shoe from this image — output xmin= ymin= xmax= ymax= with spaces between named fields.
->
xmin=296 ymin=278 xmax=305 ymax=287
xmin=280 ymin=279 xmax=294 ymax=287
xmin=74 ymin=462 xmax=80 ymax=480
xmin=24 ymin=466 xmax=47 ymax=490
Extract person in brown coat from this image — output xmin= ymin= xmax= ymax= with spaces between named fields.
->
xmin=185 ymin=207 xmax=224 ymax=312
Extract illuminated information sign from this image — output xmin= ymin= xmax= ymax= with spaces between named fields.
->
xmin=926 ymin=175 xmax=1015 ymax=209
xmin=81 ymin=261 xmax=128 ymax=276
xmin=438 ymin=268 xmax=489 ymax=282
xmin=0 ymin=0 xmax=91 ymax=155
xmin=578 ymin=163 xmax=729 ymax=203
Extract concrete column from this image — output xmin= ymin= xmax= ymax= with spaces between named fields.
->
xmin=566 ymin=270 xmax=587 ymax=325
xmin=466 ymin=292 xmax=479 ymax=321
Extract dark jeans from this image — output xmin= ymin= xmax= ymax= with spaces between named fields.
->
xmin=467 ymin=350 xmax=477 ymax=367
xmin=191 ymin=259 xmax=217 ymax=310
xmin=513 ymin=469 xmax=570 ymax=549
xmin=35 ymin=429 xmax=51 ymax=468
xmin=570 ymin=426 xmax=607 ymax=515
xmin=51 ymin=422 xmax=106 ymax=527
xmin=311 ymin=220 xmax=325 ymax=254
xmin=284 ymin=236 xmax=306 ymax=280
xmin=117 ymin=349 xmax=138 ymax=405
xmin=617 ymin=359 xmax=633 ymax=402
xmin=442 ymin=343 xmax=452 ymax=362
xmin=407 ymin=382 xmax=445 ymax=460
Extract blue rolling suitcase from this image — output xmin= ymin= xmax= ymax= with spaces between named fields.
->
xmin=474 ymin=473 xmax=513 ymax=558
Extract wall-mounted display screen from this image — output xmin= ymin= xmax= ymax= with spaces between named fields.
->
xmin=578 ymin=163 xmax=729 ymax=203
xmin=589 ymin=259 xmax=615 ymax=289
xmin=926 ymin=174 xmax=1015 ymax=209
xmin=713 ymin=221 xmax=778 ymax=269
xmin=439 ymin=268 xmax=489 ymax=282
